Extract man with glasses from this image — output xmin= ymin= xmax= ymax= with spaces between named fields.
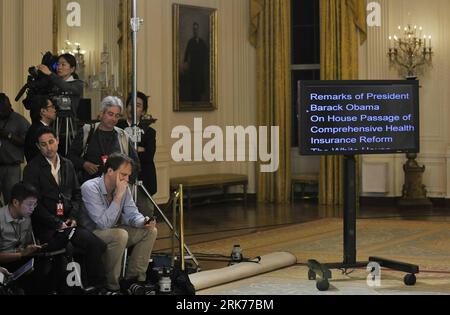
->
xmin=24 ymin=96 xmax=57 ymax=163
xmin=0 ymin=182 xmax=67 ymax=294
xmin=0 ymin=93 xmax=30 ymax=205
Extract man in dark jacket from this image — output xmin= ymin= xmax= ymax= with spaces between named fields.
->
xmin=24 ymin=96 xmax=57 ymax=163
xmin=118 ymin=92 xmax=157 ymax=196
xmin=117 ymin=92 xmax=157 ymax=217
xmin=68 ymin=96 xmax=140 ymax=185
xmin=23 ymin=127 xmax=107 ymax=290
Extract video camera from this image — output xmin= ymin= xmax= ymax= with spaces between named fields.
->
xmin=15 ymin=51 xmax=59 ymax=110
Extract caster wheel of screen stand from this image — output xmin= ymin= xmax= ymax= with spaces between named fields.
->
xmin=404 ymin=274 xmax=416 ymax=286
xmin=316 ymin=279 xmax=329 ymax=291
xmin=308 ymin=270 xmax=316 ymax=280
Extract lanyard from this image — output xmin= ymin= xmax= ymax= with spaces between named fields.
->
xmin=10 ymin=221 xmax=22 ymax=249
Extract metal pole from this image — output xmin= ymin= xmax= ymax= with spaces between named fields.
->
xmin=138 ymin=183 xmax=200 ymax=268
xmin=171 ymin=190 xmax=178 ymax=267
xmin=343 ymin=155 xmax=357 ymax=265
xmin=130 ymin=0 xmax=143 ymax=205
xmin=130 ymin=0 xmax=139 ymax=151
xmin=128 ymin=3 xmax=199 ymax=271
xmin=179 ymin=184 xmax=185 ymax=271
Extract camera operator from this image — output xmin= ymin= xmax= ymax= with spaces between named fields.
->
xmin=24 ymin=96 xmax=57 ymax=163
xmin=0 ymin=93 xmax=30 ymax=205
xmin=37 ymin=53 xmax=83 ymax=117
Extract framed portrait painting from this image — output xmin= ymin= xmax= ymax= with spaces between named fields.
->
xmin=173 ymin=4 xmax=217 ymax=112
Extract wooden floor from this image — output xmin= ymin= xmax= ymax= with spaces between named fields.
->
xmin=153 ymin=198 xmax=450 ymax=255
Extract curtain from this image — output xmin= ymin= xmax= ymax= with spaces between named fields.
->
xmin=319 ymin=0 xmax=367 ymax=209
xmin=119 ymin=0 xmax=132 ymax=97
xmin=250 ymin=0 xmax=292 ymax=203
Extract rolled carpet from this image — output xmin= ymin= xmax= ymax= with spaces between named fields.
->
xmin=189 ymin=252 xmax=297 ymax=291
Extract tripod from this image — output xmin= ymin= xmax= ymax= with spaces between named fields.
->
xmin=132 ymin=181 xmax=200 ymax=270
xmin=55 ymin=110 xmax=76 ymax=156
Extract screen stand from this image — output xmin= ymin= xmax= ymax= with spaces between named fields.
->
xmin=307 ymin=155 xmax=419 ymax=291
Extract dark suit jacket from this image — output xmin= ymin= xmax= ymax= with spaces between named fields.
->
xmin=23 ymin=154 xmax=81 ymax=241
xmin=24 ymin=121 xmax=46 ymax=163
xmin=117 ymin=120 xmax=157 ymax=195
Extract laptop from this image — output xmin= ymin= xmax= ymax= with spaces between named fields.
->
xmin=11 ymin=259 xmax=35 ymax=282
xmin=0 ymin=259 xmax=35 ymax=285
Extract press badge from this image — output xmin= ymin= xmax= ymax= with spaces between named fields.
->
xmin=56 ymin=202 xmax=64 ymax=217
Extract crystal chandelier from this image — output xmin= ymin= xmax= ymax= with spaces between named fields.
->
xmin=388 ymin=25 xmax=433 ymax=78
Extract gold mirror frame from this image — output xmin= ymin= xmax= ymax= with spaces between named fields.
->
xmin=52 ymin=0 xmax=132 ymax=99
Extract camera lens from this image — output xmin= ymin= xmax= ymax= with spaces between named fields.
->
xmin=127 ymin=283 xmax=145 ymax=296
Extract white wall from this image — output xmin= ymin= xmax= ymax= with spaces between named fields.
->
xmin=360 ymin=0 xmax=450 ymax=198
xmin=0 ymin=0 xmax=53 ymax=118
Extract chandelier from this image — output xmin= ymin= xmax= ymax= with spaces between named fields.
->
xmin=388 ymin=25 xmax=433 ymax=78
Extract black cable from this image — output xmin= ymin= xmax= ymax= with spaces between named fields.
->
xmin=338 ymin=268 xmax=355 ymax=276
xmin=192 ymin=252 xmax=231 ymax=258
xmin=153 ymin=251 xmax=262 ymax=265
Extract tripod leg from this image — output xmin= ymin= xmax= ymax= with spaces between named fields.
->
xmin=56 ymin=118 xmax=60 ymax=138
xmin=65 ymin=118 xmax=70 ymax=155
xmin=68 ymin=117 xmax=76 ymax=142
xmin=137 ymin=183 xmax=200 ymax=268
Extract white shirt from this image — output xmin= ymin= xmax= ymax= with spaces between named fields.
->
xmin=46 ymin=154 xmax=61 ymax=185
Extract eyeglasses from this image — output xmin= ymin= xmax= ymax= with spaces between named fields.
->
xmin=22 ymin=202 xmax=38 ymax=210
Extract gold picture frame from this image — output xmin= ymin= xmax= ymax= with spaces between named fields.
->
xmin=173 ymin=4 xmax=217 ymax=112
